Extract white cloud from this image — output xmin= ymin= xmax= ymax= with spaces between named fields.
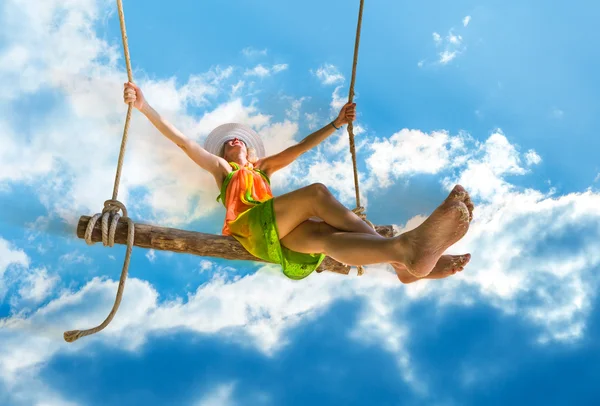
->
xmin=17 ymin=268 xmax=60 ymax=304
xmin=194 ymin=383 xmax=237 ymax=406
xmin=439 ymin=50 xmax=458 ymax=64
xmin=366 ymin=129 xmax=467 ymax=188
xmin=59 ymin=251 xmax=92 ymax=265
xmin=330 ymin=85 xmax=347 ymax=112
xmin=245 ymin=65 xmax=270 ymax=77
xmin=448 ymin=33 xmax=463 ymax=45
xmin=525 ymin=150 xmax=542 ymax=166
xmin=285 ymin=96 xmax=308 ymax=121
xmin=304 ymin=112 xmax=319 ymax=130
xmin=449 ymin=130 xmax=530 ymax=201
xmin=244 ymin=64 xmax=288 ymax=77
xmin=0 ymin=237 xmax=30 ymax=299
xmin=231 ymin=80 xmax=245 ymax=95
xmin=350 ymin=290 xmax=426 ymax=394
xmin=303 ymin=154 xmax=365 ymax=205
xmin=313 ymin=64 xmax=345 ymax=85
xmin=199 ymin=260 xmax=214 ymax=273
xmin=146 ymin=249 xmax=157 ymax=263
xmin=272 ymin=64 xmax=288 ymax=73
xmin=425 ymin=19 xmax=470 ymax=65
xmin=242 ymin=47 xmax=267 ymax=57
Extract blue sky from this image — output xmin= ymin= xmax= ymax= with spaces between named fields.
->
xmin=1 ymin=0 xmax=600 ymax=405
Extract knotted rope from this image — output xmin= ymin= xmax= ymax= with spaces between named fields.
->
xmin=346 ymin=0 xmax=374 ymax=276
xmin=64 ymin=0 xmax=135 ymax=343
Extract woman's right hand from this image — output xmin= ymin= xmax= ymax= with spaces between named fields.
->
xmin=123 ymin=82 xmax=145 ymax=110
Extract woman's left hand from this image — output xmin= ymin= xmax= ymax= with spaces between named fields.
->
xmin=334 ymin=102 xmax=357 ymax=127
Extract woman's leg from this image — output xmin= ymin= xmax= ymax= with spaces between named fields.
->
xmin=273 ymin=183 xmax=380 ymax=239
xmin=281 ymin=221 xmax=472 ymax=282
xmin=275 ymin=183 xmax=473 ymax=276
xmin=280 ymin=219 xmax=405 ymax=266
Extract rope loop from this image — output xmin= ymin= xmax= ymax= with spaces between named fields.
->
xmin=64 ymin=216 xmax=135 ymax=343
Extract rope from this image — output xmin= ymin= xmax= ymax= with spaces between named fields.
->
xmin=346 ymin=0 xmax=373 ymax=276
xmin=64 ymin=0 xmax=135 ymax=343
xmin=112 ymin=0 xmax=134 ymax=200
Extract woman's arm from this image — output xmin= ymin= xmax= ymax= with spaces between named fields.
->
xmin=258 ymin=102 xmax=356 ymax=176
xmin=124 ymin=82 xmax=228 ymax=180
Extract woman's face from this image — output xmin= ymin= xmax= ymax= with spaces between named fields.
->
xmin=222 ymin=137 xmax=247 ymax=160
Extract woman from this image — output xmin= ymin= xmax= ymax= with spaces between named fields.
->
xmin=124 ymin=82 xmax=474 ymax=283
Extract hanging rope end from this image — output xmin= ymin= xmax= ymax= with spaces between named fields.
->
xmin=63 ymin=330 xmax=83 ymax=343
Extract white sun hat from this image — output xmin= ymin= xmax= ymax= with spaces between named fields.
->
xmin=203 ymin=123 xmax=266 ymax=159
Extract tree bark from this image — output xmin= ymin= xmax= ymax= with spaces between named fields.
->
xmin=76 ymin=216 xmax=395 ymax=275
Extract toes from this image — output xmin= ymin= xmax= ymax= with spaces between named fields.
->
xmin=448 ymin=185 xmax=474 ymax=221
xmin=447 ymin=185 xmax=468 ymax=201
xmin=451 ymin=254 xmax=470 ymax=270
xmin=465 ymin=197 xmax=475 ymax=221
xmin=449 ymin=201 xmax=471 ymax=224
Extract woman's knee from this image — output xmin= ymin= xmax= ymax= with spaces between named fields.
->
xmin=307 ymin=182 xmax=332 ymax=200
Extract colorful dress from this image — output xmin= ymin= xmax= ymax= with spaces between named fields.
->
xmin=217 ymin=162 xmax=325 ymax=280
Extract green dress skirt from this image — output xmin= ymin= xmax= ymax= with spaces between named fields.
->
xmin=227 ymin=198 xmax=326 ymax=280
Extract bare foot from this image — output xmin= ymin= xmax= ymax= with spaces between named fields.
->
xmin=395 ymin=185 xmax=472 ymax=278
xmin=393 ymin=254 xmax=471 ymax=284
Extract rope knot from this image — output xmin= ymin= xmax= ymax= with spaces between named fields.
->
xmin=103 ymin=199 xmax=128 ymax=217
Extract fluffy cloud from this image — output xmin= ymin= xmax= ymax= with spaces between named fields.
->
xmin=525 ymin=149 xmax=542 ymax=166
xmin=59 ymin=251 xmax=92 ymax=265
xmin=146 ymin=249 xmax=157 ymax=263
xmin=244 ymin=64 xmax=288 ymax=77
xmin=16 ymin=268 xmax=60 ymax=304
xmin=242 ymin=47 xmax=268 ymax=57
xmin=422 ymin=18 xmax=470 ymax=66
xmin=0 ymin=238 xmax=30 ymax=301
xmin=194 ymin=383 xmax=237 ymax=406
xmin=313 ymin=64 xmax=345 ymax=85
xmin=366 ymin=129 xmax=468 ymax=188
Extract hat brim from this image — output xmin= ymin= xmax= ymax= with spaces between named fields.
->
xmin=203 ymin=123 xmax=266 ymax=158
